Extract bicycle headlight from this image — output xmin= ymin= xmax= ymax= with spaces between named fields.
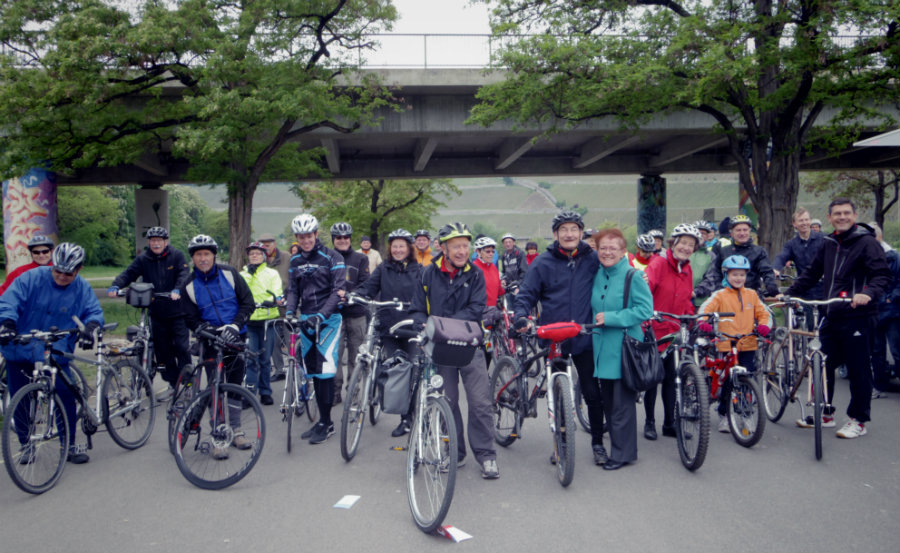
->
xmin=430 ymin=374 xmax=444 ymax=390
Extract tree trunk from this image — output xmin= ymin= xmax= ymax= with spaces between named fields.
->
xmin=753 ymin=149 xmax=801 ymax=257
xmin=227 ymin=178 xmax=257 ymax=267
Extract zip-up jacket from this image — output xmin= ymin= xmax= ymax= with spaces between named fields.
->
xmin=473 ymin=258 xmax=504 ymax=308
xmin=695 ymin=238 xmax=778 ymax=298
xmin=355 ymin=258 xmax=422 ymax=334
xmin=285 ymin=240 xmax=346 ymax=318
xmin=498 ymin=246 xmax=528 ymax=285
xmin=646 ymin=250 xmax=695 ymax=350
xmin=414 ymin=246 xmax=434 ymax=267
xmin=410 ymin=254 xmax=486 ymax=326
xmin=513 ymin=240 xmax=599 ymax=356
xmin=240 ymin=263 xmax=283 ymax=323
xmin=878 ymin=248 xmax=899 ymax=321
xmin=111 ymin=245 xmax=190 ymax=318
xmin=773 ymin=231 xmax=825 ymax=299
xmin=336 ymin=247 xmax=370 ymax=319
xmin=181 ymin=264 xmax=254 ymax=332
xmin=699 ymin=286 xmax=772 ymax=353
xmin=786 ymin=223 xmax=892 ymax=320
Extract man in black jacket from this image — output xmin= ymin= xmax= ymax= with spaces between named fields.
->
xmin=330 ymin=222 xmax=369 ymax=403
xmin=410 ymin=222 xmax=499 ymax=479
xmin=785 ymin=198 xmax=892 ymax=439
xmin=694 ymin=214 xmax=779 ymax=299
xmin=108 ymin=226 xmax=190 ymax=392
xmin=498 ymin=232 xmax=528 ymax=288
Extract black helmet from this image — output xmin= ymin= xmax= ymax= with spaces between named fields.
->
xmin=51 ymin=243 xmax=85 ymax=273
xmin=437 ymin=222 xmax=474 ymax=243
xmin=388 ymin=228 xmax=414 ymax=244
xmin=551 ymin=210 xmax=584 ymax=232
xmin=414 ymin=229 xmax=431 ymax=239
xmin=146 ymin=226 xmax=169 ymax=239
xmin=330 ymin=222 xmax=353 ymax=237
xmin=188 ymin=234 xmax=218 ymax=255
xmin=27 ymin=235 xmax=54 ymax=251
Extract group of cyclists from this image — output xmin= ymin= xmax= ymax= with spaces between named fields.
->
xmin=1 ymin=195 xmax=896 ymax=476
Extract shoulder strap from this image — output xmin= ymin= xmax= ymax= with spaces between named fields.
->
xmin=622 ymin=268 xmax=636 ymax=309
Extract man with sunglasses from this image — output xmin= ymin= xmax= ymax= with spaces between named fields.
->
xmin=0 ymin=235 xmax=54 ymax=296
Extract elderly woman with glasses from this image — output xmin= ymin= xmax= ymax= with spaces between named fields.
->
xmin=0 ymin=235 xmax=55 ymax=296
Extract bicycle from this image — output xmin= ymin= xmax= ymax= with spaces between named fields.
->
xmin=172 ymin=328 xmax=265 ymax=489
xmin=1 ymin=319 xmax=155 ymax=494
xmin=651 ymin=311 xmax=727 ymax=472
xmin=490 ymin=321 xmax=598 ymax=487
xmin=760 ymin=293 xmax=809 ymax=422
xmin=764 ymin=295 xmax=851 ymax=460
xmin=111 ymin=284 xmax=174 ymax=394
xmin=279 ymin=317 xmax=319 ymax=453
xmin=339 ymin=292 xmax=405 ymax=462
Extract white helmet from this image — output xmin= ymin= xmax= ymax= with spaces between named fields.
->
xmin=291 ymin=213 xmax=318 ymax=234
xmin=51 ymin=243 xmax=85 ymax=273
xmin=473 ymin=236 xmax=497 ymax=250
xmin=671 ymin=223 xmax=702 ymax=244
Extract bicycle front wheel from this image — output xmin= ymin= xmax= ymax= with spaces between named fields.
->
xmin=283 ymin=361 xmax=296 ymax=453
xmin=675 ymin=362 xmax=710 ymax=472
xmin=103 ymin=361 xmax=156 ymax=449
xmin=572 ymin=372 xmax=591 ymax=434
xmin=489 ymin=355 xmax=521 ymax=447
xmin=341 ymin=363 xmax=368 ymax=462
xmin=407 ymin=395 xmax=457 ymax=533
xmin=174 ymin=383 xmax=266 ymax=490
xmin=369 ymin=346 xmax=383 ymax=426
xmin=761 ymin=341 xmax=789 ymax=422
xmin=302 ymin=377 xmax=318 ymax=423
xmin=728 ymin=374 xmax=765 ymax=448
xmin=551 ymin=374 xmax=576 ymax=487
xmin=812 ymin=354 xmax=824 ymax=461
xmin=1 ymin=382 xmax=69 ymax=494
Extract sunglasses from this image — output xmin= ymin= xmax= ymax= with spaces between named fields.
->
xmin=53 ymin=269 xmax=75 ymax=277
xmin=333 ymin=235 xmax=351 ymax=240
xmin=31 ymin=249 xmax=51 ymax=255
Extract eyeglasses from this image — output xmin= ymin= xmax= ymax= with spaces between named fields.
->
xmin=597 ymin=247 xmax=622 ymax=253
xmin=31 ymin=249 xmax=51 ymax=255
xmin=333 ymin=236 xmax=351 ymax=240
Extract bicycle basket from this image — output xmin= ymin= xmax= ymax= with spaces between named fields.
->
xmin=379 ymin=351 xmax=414 ymax=415
xmin=424 ymin=315 xmax=482 ymax=367
xmin=127 ymin=283 xmax=155 ymax=307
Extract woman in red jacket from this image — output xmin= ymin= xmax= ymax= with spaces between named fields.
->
xmin=643 ymin=224 xmax=702 ymax=440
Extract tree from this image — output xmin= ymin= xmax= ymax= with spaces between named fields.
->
xmin=0 ymin=0 xmax=398 ymax=266
xmin=58 ymin=187 xmax=131 ymax=266
xmin=803 ymin=170 xmax=899 ymax=229
xmin=292 ymin=179 xmax=459 ymax=250
xmin=471 ymin=0 xmax=899 ymax=254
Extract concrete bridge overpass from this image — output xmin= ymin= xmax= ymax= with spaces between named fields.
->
xmin=57 ymin=68 xmax=898 ymax=186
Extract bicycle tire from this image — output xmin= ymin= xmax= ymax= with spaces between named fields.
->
xmin=572 ymin=372 xmax=591 ymax=434
xmin=168 ymin=371 xmax=198 ymax=456
xmin=174 ymin=383 xmax=266 ymax=490
xmin=762 ymin=342 xmax=789 ymax=422
xmin=1 ymin=358 xmax=10 ymax=414
xmin=551 ymin=374 xmax=576 ymax=487
xmin=283 ymin=360 xmax=296 ymax=453
xmin=368 ymin=346 xmax=383 ymax=425
xmin=675 ymin=362 xmax=710 ymax=472
xmin=103 ymin=361 xmax=156 ymax=450
xmin=489 ymin=355 xmax=521 ymax=447
xmin=340 ymin=363 xmax=368 ymax=462
xmin=407 ymin=395 xmax=457 ymax=533
xmin=1 ymin=382 xmax=69 ymax=494
xmin=727 ymin=374 xmax=766 ymax=448
xmin=812 ymin=354 xmax=824 ymax=461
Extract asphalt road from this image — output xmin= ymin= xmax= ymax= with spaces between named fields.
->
xmin=0 ymin=375 xmax=897 ymax=553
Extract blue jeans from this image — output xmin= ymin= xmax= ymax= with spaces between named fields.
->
xmin=245 ymin=323 xmax=274 ymax=396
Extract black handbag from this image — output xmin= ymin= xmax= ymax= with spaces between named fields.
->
xmin=619 ymin=269 xmax=665 ymax=392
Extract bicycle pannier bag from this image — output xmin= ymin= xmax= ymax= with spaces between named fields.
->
xmin=126 ymin=282 xmax=155 ymax=308
xmin=379 ymin=351 xmax=415 ymax=415
xmin=425 ymin=315 xmax=482 ymax=367
xmin=620 ymin=269 xmax=665 ymax=392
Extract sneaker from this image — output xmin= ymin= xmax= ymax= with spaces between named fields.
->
xmin=796 ymin=415 xmax=836 ymax=428
xmin=300 ymin=424 xmax=319 ymax=440
xmin=872 ymin=389 xmax=889 ymax=400
xmin=661 ymin=425 xmax=677 ymax=438
xmin=836 ymin=418 xmax=867 ymax=439
xmin=308 ymin=422 xmax=335 ymax=444
xmin=260 ymin=394 xmax=274 ymax=406
xmin=232 ymin=433 xmax=253 ymax=450
xmin=718 ymin=415 xmax=730 ymax=433
xmin=592 ymin=444 xmax=609 ymax=466
xmin=212 ymin=446 xmax=229 ymax=460
xmin=481 ymin=459 xmax=500 ymax=479
xmin=391 ymin=419 xmax=411 ymax=437
xmin=67 ymin=446 xmax=89 ymax=465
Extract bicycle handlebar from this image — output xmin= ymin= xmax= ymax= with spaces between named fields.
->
xmin=194 ymin=328 xmax=256 ymax=356
xmin=767 ymin=296 xmax=853 ymax=308
xmin=11 ymin=327 xmax=79 ymax=345
xmin=346 ymin=292 xmax=408 ymax=311
xmin=653 ymin=311 xmax=735 ymax=323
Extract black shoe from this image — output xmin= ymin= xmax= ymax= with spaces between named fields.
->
xmin=391 ymin=419 xmax=411 ymax=437
xmin=300 ymin=423 xmax=319 ymax=440
xmin=592 ymin=444 xmax=609 ymax=466
xmin=67 ymin=447 xmax=89 ymax=464
xmin=260 ymin=394 xmax=273 ymax=406
xmin=661 ymin=425 xmax=677 ymax=438
xmin=602 ymin=460 xmax=628 ymax=471
xmin=549 ymin=452 xmax=558 ymax=465
xmin=644 ymin=421 xmax=658 ymax=441
xmin=271 ymin=371 xmax=286 ymax=382
xmin=309 ymin=422 xmax=335 ymax=444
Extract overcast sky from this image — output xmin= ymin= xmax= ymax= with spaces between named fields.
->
xmin=389 ymin=0 xmax=491 ymax=34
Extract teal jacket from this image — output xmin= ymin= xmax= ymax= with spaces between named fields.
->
xmin=591 ymin=256 xmax=654 ymax=380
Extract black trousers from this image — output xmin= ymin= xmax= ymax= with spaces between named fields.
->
xmin=599 ymin=378 xmax=638 ymax=464
xmin=644 ymin=353 xmax=676 ymax=428
xmin=572 ymin=350 xmax=605 ymax=447
xmin=151 ymin=314 xmax=192 ymax=386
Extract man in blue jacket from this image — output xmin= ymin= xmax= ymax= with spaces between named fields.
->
xmin=773 ymin=208 xmax=825 ymax=299
xmin=0 ymin=243 xmax=104 ymax=464
xmin=513 ymin=210 xmax=608 ymax=466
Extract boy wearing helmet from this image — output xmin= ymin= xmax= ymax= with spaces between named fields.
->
xmin=410 ymin=222 xmax=500 ymax=479
xmin=694 ymin=214 xmax=779 ymax=299
xmin=240 ymin=242 xmax=285 ymax=406
xmin=698 ymin=255 xmax=772 ymax=432
xmin=284 ymin=214 xmax=347 ymax=444
xmin=0 ymin=243 xmax=105 ymax=464
xmin=0 ymin=235 xmax=55 ymax=296
xmin=108 ymin=226 xmax=191 ymax=391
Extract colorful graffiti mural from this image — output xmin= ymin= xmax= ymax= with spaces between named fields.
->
xmin=3 ymin=168 xmax=58 ymax=272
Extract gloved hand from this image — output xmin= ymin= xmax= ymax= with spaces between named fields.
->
xmin=482 ymin=306 xmax=502 ymax=326
xmin=217 ymin=324 xmax=241 ymax=345
xmin=514 ymin=317 xmax=531 ymax=332
xmin=0 ymin=320 xmax=17 ymax=346
xmin=757 ymin=324 xmax=771 ymax=337
xmin=194 ymin=322 xmax=212 ymax=337
xmin=106 ymin=286 xmax=119 ymax=298
xmin=698 ymin=322 xmax=714 ymax=334
xmin=79 ymin=321 xmax=101 ymax=349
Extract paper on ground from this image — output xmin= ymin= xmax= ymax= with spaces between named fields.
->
xmin=436 ymin=525 xmax=473 ymax=542
xmin=333 ymin=495 xmax=360 ymax=509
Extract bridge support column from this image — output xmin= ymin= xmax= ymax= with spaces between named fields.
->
xmin=134 ymin=183 xmax=169 ymax=254
xmin=637 ymin=173 xmax=666 ymax=234
xmin=2 ymin=168 xmax=59 ymax=272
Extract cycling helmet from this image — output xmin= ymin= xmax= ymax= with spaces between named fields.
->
xmin=51 ymin=243 xmax=85 ymax=273
xmin=721 ymin=255 xmax=751 ymax=271
xmin=27 ymin=235 xmax=54 ymax=251
xmin=551 ymin=210 xmax=584 ymax=232
xmin=500 ymin=233 xmax=515 ymax=242
xmin=188 ymin=234 xmax=218 ymax=255
xmin=246 ymin=241 xmax=267 ymax=254
xmin=330 ymin=221 xmax=352 ymax=237
xmin=414 ymin=229 xmax=431 ymax=239
xmin=648 ymin=229 xmax=665 ymax=239
xmin=636 ymin=233 xmax=656 ymax=252
xmin=146 ymin=226 xmax=169 ymax=239
xmin=387 ymin=228 xmax=414 ymax=244
xmin=810 ymin=218 xmax=822 ymax=227
xmin=437 ymin=222 xmax=473 ymax=243
xmin=693 ymin=220 xmax=716 ymax=232
xmin=671 ymin=223 xmax=702 ymax=244
xmin=473 ymin=236 xmax=497 ymax=250
xmin=291 ymin=213 xmax=319 ymax=235
xmin=730 ymin=214 xmax=753 ymax=229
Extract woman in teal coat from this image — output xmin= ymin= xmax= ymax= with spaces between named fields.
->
xmin=590 ymin=228 xmax=654 ymax=470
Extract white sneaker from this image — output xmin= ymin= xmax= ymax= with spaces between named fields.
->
xmin=718 ymin=415 xmax=729 ymax=433
xmin=836 ymin=418 xmax=867 ymax=439
xmin=796 ymin=415 xmax=835 ymax=428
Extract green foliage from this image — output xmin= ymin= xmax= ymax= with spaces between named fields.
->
xmin=802 ymin=170 xmax=899 ymax=227
xmin=58 ymin=187 xmax=131 ymax=266
xmin=538 ymin=182 xmax=552 ymax=189
xmin=471 ymin=221 xmax=505 ymax=241
xmin=201 ymin=210 xmax=231 ymax=257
